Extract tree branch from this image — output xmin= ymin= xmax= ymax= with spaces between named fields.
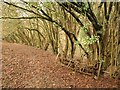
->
xmin=3 ymin=1 xmax=89 ymax=57
xmin=87 ymin=2 xmax=102 ymax=31
xmin=24 ymin=27 xmax=45 ymax=39
xmin=0 ymin=16 xmax=41 ymax=19
xmin=3 ymin=1 xmax=52 ymax=21
xmin=104 ymin=2 xmax=107 ymax=21
xmin=107 ymin=2 xmax=113 ymax=21
xmin=58 ymin=2 xmax=91 ymax=37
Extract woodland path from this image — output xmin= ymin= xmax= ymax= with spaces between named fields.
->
xmin=2 ymin=41 xmax=118 ymax=88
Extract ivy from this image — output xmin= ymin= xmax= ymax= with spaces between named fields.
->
xmin=75 ymin=41 xmax=79 ymax=45
xmin=83 ymin=35 xmax=99 ymax=45
xmin=81 ymin=23 xmax=90 ymax=33
xmin=83 ymin=3 xmax=89 ymax=12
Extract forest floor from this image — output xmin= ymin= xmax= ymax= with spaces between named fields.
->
xmin=1 ymin=41 xmax=119 ymax=88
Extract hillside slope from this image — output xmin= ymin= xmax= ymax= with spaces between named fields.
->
xmin=2 ymin=41 xmax=118 ymax=88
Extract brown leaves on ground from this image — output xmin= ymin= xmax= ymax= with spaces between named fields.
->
xmin=1 ymin=41 xmax=119 ymax=88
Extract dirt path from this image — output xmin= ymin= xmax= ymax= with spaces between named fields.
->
xmin=2 ymin=41 xmax=118 ymax=88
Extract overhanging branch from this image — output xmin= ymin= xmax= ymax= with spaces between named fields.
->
xmin=0 ymin=16 xmax=41 ymax=19
xmin=3 ymin=1 xmax=89 ymax=57
xmin=3 ymin=1 xmax=52 ymax=21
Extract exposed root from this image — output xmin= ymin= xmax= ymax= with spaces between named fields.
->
xmin=59 ymin=57 xmax=99 ymax=76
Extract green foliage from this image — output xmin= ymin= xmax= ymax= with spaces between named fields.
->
xmin=83 ymin=3 xmax=89 ymax=12
xmin=80 ymin=25 xmax=89 ymax=32
xmin=78 ymin=23 xmax=99 ymax=46
xmin=75 ymin=41 xmax=79 ymax=45
xmin=84 ymin=35 xmax=99 ymax=45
